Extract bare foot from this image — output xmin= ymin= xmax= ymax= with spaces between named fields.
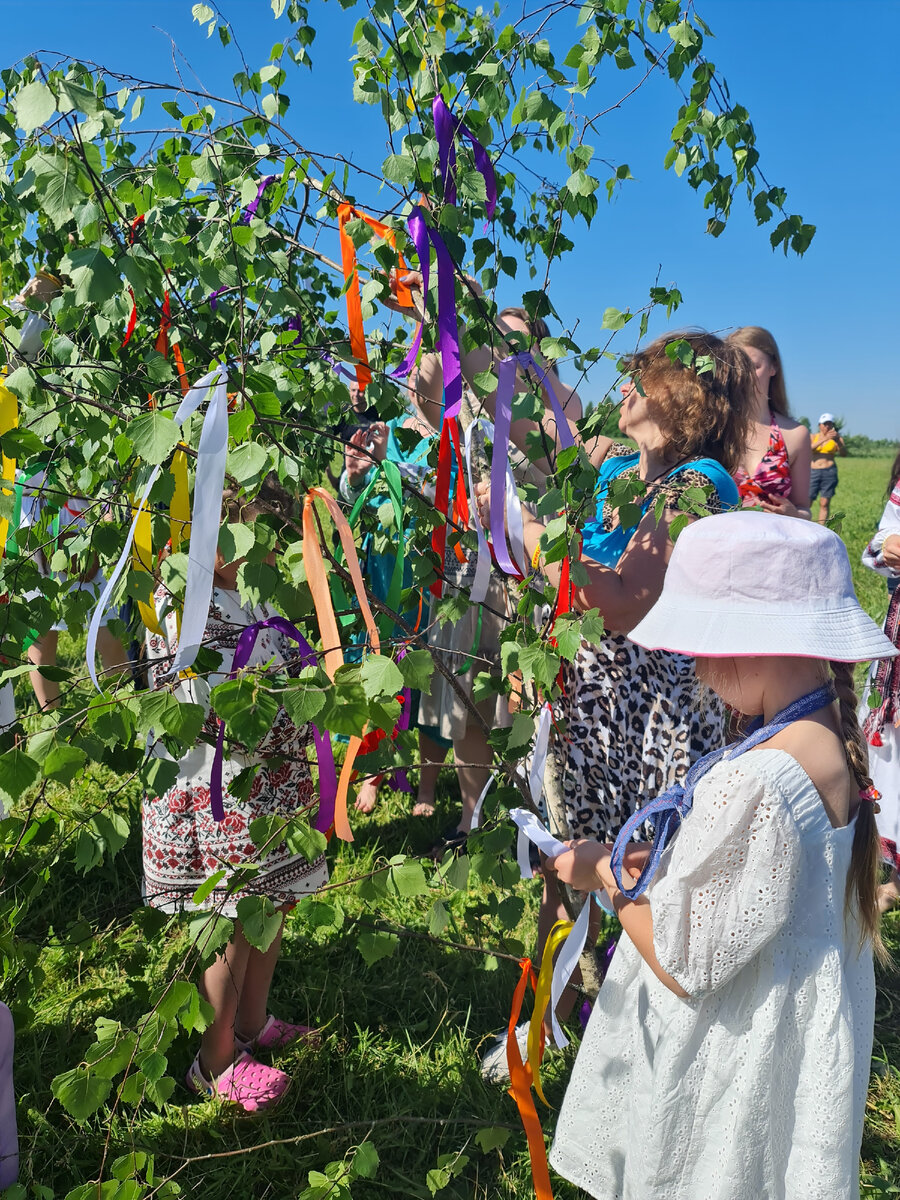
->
xmin=354 ymin=778 xmax=379 ymax=815
xmin=412 ymin=800 xmax=436 ymax=817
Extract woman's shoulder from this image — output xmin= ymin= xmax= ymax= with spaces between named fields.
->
xmin=778 ymin=418 xmax=812 ymax=449
xmin=662 ymin=459 xmax=738 ymax=510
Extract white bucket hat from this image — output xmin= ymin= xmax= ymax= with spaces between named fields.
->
xmin=629 ymin=512 xmax=897 ymax=662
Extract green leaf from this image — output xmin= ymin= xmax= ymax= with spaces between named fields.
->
xmin=61 ymin=248 xmax=120 ymax=306
xmin=601 ymin=306 xmax=632 ymax=331
xmin=227 ymin=442 xmax=270 ymax=488
xmin=271 ymin=0 xmax=287 ymax=15
xmin=28 ymin=151 xmax=89 ymax=229
xmin=352 ymin=1142 xmax=380 ymax=1179
xmin=508 ymin=710 xmax=535 ymax=751
xmin=217 ymin=521 xmax=255 ymax=564
xmin=398 ymin=649 xmax=434 ymax=691
xmin=191 ymin=869 xmax=227 ymax=906
xmin=428 ymin=899 xmax=449 ymax=936
xmin=236 ymin=894 xmax=283 ymax=952
xmin=192 ymin=4 xmax=215 ymax=24
xmin=356 ymin=929 xmax=399 ymax=967
xmin=281 ymin=683 xmax=326 ymax=725
xmin=388 ymin=858 xmax=428 ymax=897
xmin=236 ymin=561 xmax=280 ymax=608
xmin=382 ymin=154 xmax=416 ymax=186
xmin=211 ymin=677 xmax=280 ymax=749
xmin=475 ymin=1126 xmax=511 ymax=1152
xmin=51 ymin=1067 xmax=112 ymax=1121
xmin=360 ymin=655 xmax=404 ymax=701
xmin=284 ymin=817 xmax=327 ymax=863
xmin=126 ymin=412 xmax=180 ymax=467
xmin=0 ymin=749 xmax=40 ymax=808
xmin=188 ymin=912 xmax=234 ymax=960
xmin=15 ymin=81 xmax=57 ymax=132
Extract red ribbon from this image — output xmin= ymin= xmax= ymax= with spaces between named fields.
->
xmin=129 ymin=214 xmax=145 ymax=245
xmin=121 ymin=289 xmax=137 ymax=348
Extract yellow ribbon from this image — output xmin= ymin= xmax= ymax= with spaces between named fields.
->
xmin=0 ymin=376 xmax=17 ymax=561
xmin=527 ymin=918 xmax=573 ymax=1106
xmin=131 ymin=445 xmax=190 ymax=635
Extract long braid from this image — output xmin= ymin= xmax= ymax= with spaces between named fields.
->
xmin=830 ymin=661 xmax=889 ymax=964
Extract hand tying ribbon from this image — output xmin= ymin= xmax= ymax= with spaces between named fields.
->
xmin=432 ymin=96 xmax=497 ymax=218
xmin=209 ymin=615 xmax=338 ymax=828
xmin=609 ymin=682 xmax=838 ymax=897
xmin=87 ymin=366 xmax=229 ymax=689
xmin=509 ymin=806 xmax=595 ymax=1051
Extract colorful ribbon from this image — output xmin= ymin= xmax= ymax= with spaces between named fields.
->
xmin=0 ymin=378 xmax=17 ymax=564
xmin=87 ymin=366 xmax=228 ymax=689
xmin=239 ymin=175 xmax=277 ymax=224
xmin=433 ymin=96 xmax=497 ymax=218
xmin=506 ymin=958 xmax=555 ymax=1200
xmin=209 ymin=287 xmax=228 ymax=311
xmin=121 ymin=289 xmax=138 ymax=348
xmin=302 ymin=486 xmax=384 ymax=842
xmin=337 ymin=204 xmax=413 ymax=393
xmin=528 ymin=918 xmax=573 ymax=1103
xmin=209 ymin=615 xmax=337 ymax=828
xmin=509 ymin=806 xmax=595 ymax=1050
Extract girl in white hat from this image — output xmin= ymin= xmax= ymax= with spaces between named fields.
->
xmin=546 ymin=511 xmax=892 ymax=1200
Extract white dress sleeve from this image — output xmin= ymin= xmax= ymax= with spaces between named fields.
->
xmin=862 ymin=494 xmax=900 ymax=576
xmin=650 ymin=759 xmax=802 ymax=999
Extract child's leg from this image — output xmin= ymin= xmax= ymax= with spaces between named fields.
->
xmin=354 ymin=773 xmax=383 ymax=815
xmin=198 ymin=925 xmax=255 ymax=1078
xmin=234 ymin=910 xmax=288 ymax=1042
xmin=97 ymin=627 xmax=129 ymax=689
xmin=413 ymin=730 xmax=448 ymax=817
xmin=27 ymin=631 xmax=59 ymax=711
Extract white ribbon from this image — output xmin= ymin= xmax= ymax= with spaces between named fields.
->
xmin=510 ymin=804 xmax=596 ymax=1048
xmin=462 ymin=419 xmax=493 ymax=605
xmin=469 ymin=771 xmax=495 ymax=832
xmin=528 ymin=702 xmax=552 ymax=807
xmin=86 ymin=366 xmax=228 ymax=689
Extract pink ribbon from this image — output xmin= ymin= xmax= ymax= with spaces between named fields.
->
xmin=239 ymin=175 xmax=277 ymax=224
xmin=490 ymin=352 xmax=576 ymax=576
xmin=433 ymin=96 xmax=497 ymax=218
xmin=209 ymin=616 xmax=337 ymax=832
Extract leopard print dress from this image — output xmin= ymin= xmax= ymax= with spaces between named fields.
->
xmin=559 ymin=449 xmax=736 ymax=841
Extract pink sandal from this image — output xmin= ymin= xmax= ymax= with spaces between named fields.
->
xmin=236 ymin=1015 xmax=321 ymax=1053
xmin=185 ymin=1051 xmax=290 ymax=1114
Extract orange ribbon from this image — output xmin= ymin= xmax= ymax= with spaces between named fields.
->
xmin=337 ymin=203 xmax=413 ymax=392
xmin=507 ymin=958 xmax=555 ymax=1200
xmin=302 ymin=486 xmax=383 ymax=842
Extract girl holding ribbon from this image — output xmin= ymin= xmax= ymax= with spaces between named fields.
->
xmin=544 ymin=511 xmax=890 ymax=1199
xmin=476 ymin=332 xmax=753 ymax=1068
xmin=141 ymin=484 xmax=327 ymax=1113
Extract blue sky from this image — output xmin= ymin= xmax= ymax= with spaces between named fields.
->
xmin=3 ymin=0 xmax=898 ymax=436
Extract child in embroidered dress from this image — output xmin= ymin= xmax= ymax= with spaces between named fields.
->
xmin=142 ymin=485 xmax=326 ymax=1113
xmin=546 ymin=512 xmax=892 ymax=1200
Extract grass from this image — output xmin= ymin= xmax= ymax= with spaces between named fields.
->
xmin=5 ymin=455 xmax=900 ymax=1199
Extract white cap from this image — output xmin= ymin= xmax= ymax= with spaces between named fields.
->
xmin=818 ymin=412 xmax=836 ymax=425
xmin=629 ymin=512 xmax=896 ymax=662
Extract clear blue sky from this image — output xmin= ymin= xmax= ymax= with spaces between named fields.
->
xmin=4 ymin=0 xmax=898 ymax=436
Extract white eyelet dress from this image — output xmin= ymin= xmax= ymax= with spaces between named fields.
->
xmin=549 ymin=749 xmax=875 ymax=1200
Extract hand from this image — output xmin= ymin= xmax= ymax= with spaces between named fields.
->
xmin=17 ymin=272 xmax=61 ymax=305
xmin=474 ymin=479 xmax=492 ymax=531
xmin=883 ymin=534 xmax=900 ymax=571
xmin=760 ymin=494 xmax=801 ymax=518
xmin=344 ymin=424 xmax=388 ymax=484
xmin=545 ymin=839 xmax=612 ymax=893
xmin=382 ymin=269 xmax=425 ymax=320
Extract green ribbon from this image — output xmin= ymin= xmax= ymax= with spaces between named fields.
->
xmin=333 ymin=458 xmax=406 ymax=641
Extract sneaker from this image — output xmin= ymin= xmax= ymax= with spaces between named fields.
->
xmin=185 ymin=1051 xmax=291 ymax=1114
xmin=235 ymin=1014 xmax=321 ymax=1053
xmin=480 ymin=1022 xmax=530 ymax=1085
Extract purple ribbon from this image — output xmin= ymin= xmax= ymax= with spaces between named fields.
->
xmin=321 ymin=352 xmax=356 ymax=381
xmin=395 ymin=206 xmax=462 ymax=421
xmin=209 ymin=287 xmax=228 ymax=311
xmin=285 ymin=314 xmax=303 ymax=345
xmin=433 ymin=96 xmax=497 ymax=218
xmin=386 ymin=686 xmax=413 ymax=794
xmin=209 ymin=615 xmax=337 ymax=833
xmin=239 ymin=174 xmax=277 ymax=224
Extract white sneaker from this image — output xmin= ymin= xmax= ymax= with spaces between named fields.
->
xmin=479 ymin=1022 xmax=530 ymax=1084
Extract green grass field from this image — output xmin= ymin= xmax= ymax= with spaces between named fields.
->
xmin=5 ymin=456 xmax=900 ymax=1199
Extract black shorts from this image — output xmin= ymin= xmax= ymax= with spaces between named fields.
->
xmin=809 ymin=464 xmax=838 ymax=500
